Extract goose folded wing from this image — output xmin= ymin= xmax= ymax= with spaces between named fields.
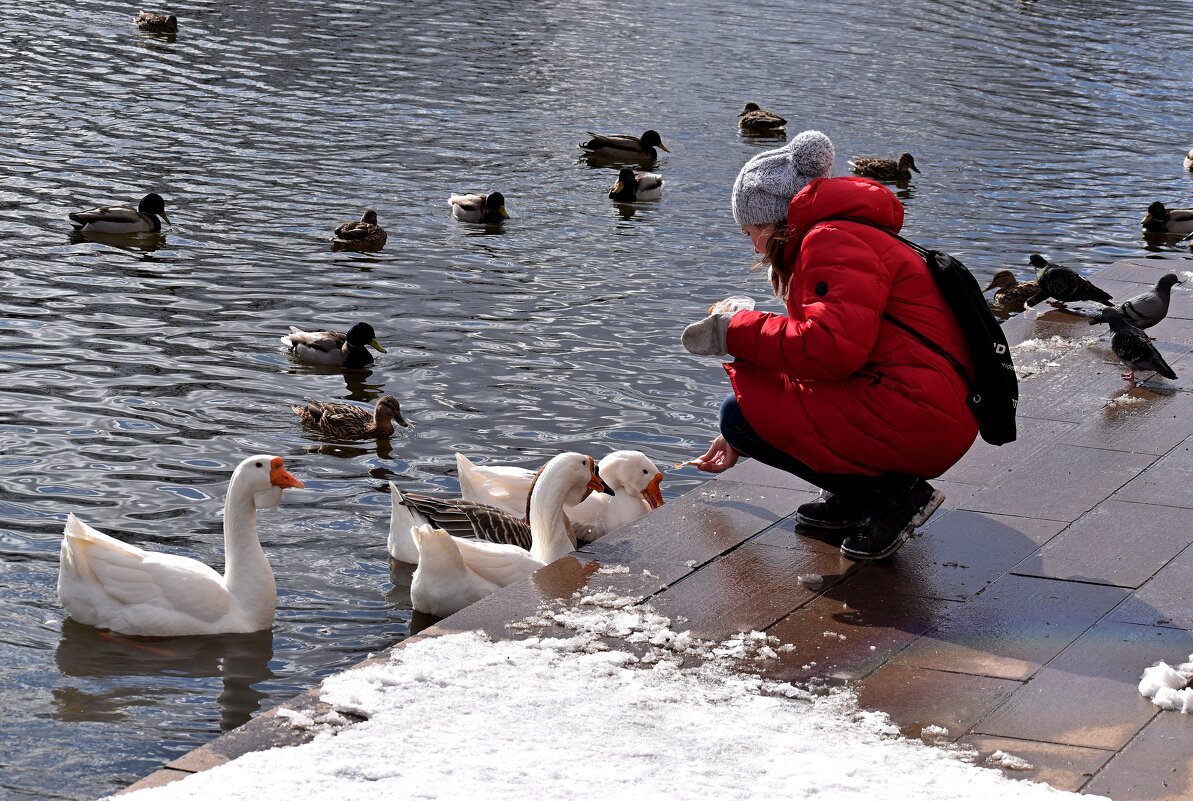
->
xmin=400 ymin=493 xmax=533 ymax=549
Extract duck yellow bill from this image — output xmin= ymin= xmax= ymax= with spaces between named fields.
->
xmin=159 ymin=210 xmax=172 ymax=225
xmin=369 ymin=338 xmax=387 ymax=353
xmin=658 ymin=143 xmax=670 ymax=153
xmin=499 ymin=206 xmax=510 ymax=219
xmin=642 ymin=473 xmax=664 ymax=509
xmin=612 ymin=181 xmax=625 ymax=195
xmin=1142 ymin=214 xmax=1154 ymax=225
xmin=269 ymin=456 xmax=304 ymax=489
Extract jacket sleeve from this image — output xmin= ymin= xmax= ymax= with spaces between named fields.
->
xmin=725 ymin=226 xmax=892 ymax=381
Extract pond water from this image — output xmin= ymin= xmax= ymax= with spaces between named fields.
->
xmin=2 ymin=0 xmax=1191 ymax=798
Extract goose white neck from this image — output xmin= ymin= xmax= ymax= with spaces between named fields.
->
xmin=221 ymin=478 xmax=277 ymax=628
xmin=527 ymin=467 xmax=576 ymax=563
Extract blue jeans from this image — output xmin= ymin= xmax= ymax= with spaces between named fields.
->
xmin=718 ymin=395 xmax=917 ymax=512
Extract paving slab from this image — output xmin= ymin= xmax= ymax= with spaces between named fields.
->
xmin=1109 ymin=543 xmax=1193 ymax=630
xmin=1084 ymin=710 xmax=1193 ymax=800
xmin=953 ymin=735 xmax=1114 ymax=792
xmin=1114 ymin=434 xmax=1193 ymax=509
xmin=973 ymin=621 xmax=1192 ymax=751
xmin=1013 ymin=500 xmax=1193 ymax=589
xmin=892 ymin=573 xmax=1128 ymax=680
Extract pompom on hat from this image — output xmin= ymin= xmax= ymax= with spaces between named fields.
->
xmin=731 ymin=130 xmax=835 ymax=226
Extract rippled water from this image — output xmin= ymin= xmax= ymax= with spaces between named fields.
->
xmin=3 ymin=0 xmax=1192 ymax=798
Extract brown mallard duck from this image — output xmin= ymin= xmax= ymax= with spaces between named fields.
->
xmin=134 ymin=11 xmax=177 ymax=33
xmin=848 ymin=153 xmax=920 ymax=182
xmin=738 ymin=102 xmax=786 ymax=132
xmin=982 ymin=270 xmax=1040 ymax=307
xmin=292 ymin=395 xmax=407 ymax=440
xmin=331 ymin=209 xmax=387 ymax=250
xmin=579 ymin=130 xmax=669 ymax=162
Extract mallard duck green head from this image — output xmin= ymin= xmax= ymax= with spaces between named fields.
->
xmin=376 ymin=395 xmax=408 ymax=427
xmin=611 ymin=168 xmax=637 ymax=197
xmin=138 ymin=192 xmax=171 ymax=224
xmin=1144 ymin=201 xmax=1168 ymax=225
xmin=740 ymin=103 xmax=762 ymax=116
xmin=898 ymin=153 xmax=920 ymax=174
xmin=486 ymin=192 xmax=510 ymax=219
xmin=346 ymin=322 xmax=386 ymax=352
xmin=640 ymin=130 xmax=669 ymax=153
xmin=983 ymin=269 xmax=1019 ymax=292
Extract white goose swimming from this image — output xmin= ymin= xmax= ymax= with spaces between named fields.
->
xmin=390 ymin=451 xmax=608 ymax=564
xmin=456 ymin=450 xmax=664 ymax=541
xmin=407 ymin=453 xmax=608 ymax=617
xmin=57 ymin=455 xmax=303 ymax=637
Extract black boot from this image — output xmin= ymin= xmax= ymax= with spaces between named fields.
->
xmin=840 ymin=480 xmax=945 ymax=561
xmin=796 ymin=490 xmax=867 ymax=530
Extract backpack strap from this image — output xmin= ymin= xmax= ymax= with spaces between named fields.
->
xmin=821 ymin=215 xmax=975 ymax=391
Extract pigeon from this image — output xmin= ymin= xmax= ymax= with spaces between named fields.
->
xmin=1100 ymin=308 xmax=1178 ymax=384
xmin=1090 ymin=273 xmax=1182 ymax=332
xmin=1024 ymin=254 xmax=1114 ymax=309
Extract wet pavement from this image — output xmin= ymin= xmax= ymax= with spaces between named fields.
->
xmin=121 ymin=259 xmax=1193 ymax=800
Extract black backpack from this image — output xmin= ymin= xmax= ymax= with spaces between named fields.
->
xmin=826 ymin=217 xmax=1018 ymax=446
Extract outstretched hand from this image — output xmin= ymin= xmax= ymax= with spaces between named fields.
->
xmin=691 ymin=435 xmax=742 ymax=473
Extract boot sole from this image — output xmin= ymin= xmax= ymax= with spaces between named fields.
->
xmin=839 ymin=490 xmax=946 ymax=561
xmin=795 ymin=513 xmax=867 ymax=531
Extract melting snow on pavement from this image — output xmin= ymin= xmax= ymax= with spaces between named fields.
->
xmin=117 ymin=588 xmax=1098 ymax=801
xmin=1139 ymin=653 xmax=1193 ymax=713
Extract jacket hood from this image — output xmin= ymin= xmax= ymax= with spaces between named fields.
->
xmin=785 ymin=176 xmax=904 ymax=241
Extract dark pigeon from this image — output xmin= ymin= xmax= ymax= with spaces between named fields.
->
xmin=1024 ymin=254 xmax=1114 ymax=308
xmin=1100 ymin=308 xmax=1178 ymax=384
xmin=1090 ymin=273 xmax=1182 ymax=331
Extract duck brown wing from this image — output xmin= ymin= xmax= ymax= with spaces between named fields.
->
xmin=399 ymin=493 xmax=533 ymax=550
xmin=334 ymin=221 xmax=380 ymax=241
xmin=582 ymin=132 xmax=642 ymax=150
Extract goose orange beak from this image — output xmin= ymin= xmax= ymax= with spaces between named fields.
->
xmin=642 ymin=473 xmax=664 ymax=509
xmin=587 ymin=457 xmax=613 ymax=496
xmin=269 ymin=456 xmax=304 ymax=489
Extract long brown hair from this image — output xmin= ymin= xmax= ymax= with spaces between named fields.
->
xmin=749 ymin=224 xmax=792 ymax=298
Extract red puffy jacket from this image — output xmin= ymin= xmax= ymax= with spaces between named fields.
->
xmin=725 ymin=176 xmax=978 ymax=478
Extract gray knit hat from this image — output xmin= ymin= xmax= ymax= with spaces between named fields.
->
xmin=731 ymin=130 xmax=835 ymax=226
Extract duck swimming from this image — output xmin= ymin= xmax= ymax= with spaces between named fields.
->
xmin=279 ymin=322 xmax=386 ymax=368
xmin=331 ymin=209 xmax=387 ymax=250
xmin=448 ymin=192 xmax=509 ymax=224
xmin=1142 ymin=202 xmax=1193 ymax=235
xmin=608 ymin=168 xmax=664 ymax=202
xmin=134 ymin=11 xmax=177 ymax=33
xmin=738 ymin=102 xmax=786 ymax=132
xmin=69 ymin=192 xmax=171 ymax=234
xmin=293 ymin=395 xmax=407 ymax=440
xmin=580 ymin=130 xmax=669 ymax=162
xmin=848 ymin=153 xmax=920 ymax=183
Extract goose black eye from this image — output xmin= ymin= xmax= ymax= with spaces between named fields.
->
xmin=642 ymin=469 xmax=649 ymax=474
xmin=255 ymin=462 xmax=263 ymax=468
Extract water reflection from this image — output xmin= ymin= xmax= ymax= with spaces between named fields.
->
xmin=55 ymin=621 xmax=275 ymax=732
xmin=67 ymin=229 xmax=168 ymax=255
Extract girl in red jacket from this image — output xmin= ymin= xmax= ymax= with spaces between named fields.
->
xmin=683 ymin=131 xmax=978 ymax=560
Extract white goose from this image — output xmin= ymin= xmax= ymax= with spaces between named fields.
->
xmin=57 ymin=455 xmax=303 ymax=637
xmin=407 ymin=453 xmax=608 ymax=617
xmin=456 ymin=450 xmax=664 ymax=541
xmin=390 ymin=451 xmax=608 ymax=564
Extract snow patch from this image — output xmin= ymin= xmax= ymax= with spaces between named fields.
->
xmin=117 ymin=595 xmax=1102 ymax=801
xmin=1139 ymin=655 xmax=1193 ymax=713
xmin=1011 ymin=335 xmax=1099 ymax=380
xmin=987 ymin=750 xmax=1035 ymax=771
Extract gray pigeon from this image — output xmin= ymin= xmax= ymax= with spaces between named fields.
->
xmin=1090 ymin=273 xmax=1182 ymax=331
xmin=1025 ymin=254 xmax=1114 ymax=308
xmin=1100 ymin=308 xmax=1178 ymax=384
